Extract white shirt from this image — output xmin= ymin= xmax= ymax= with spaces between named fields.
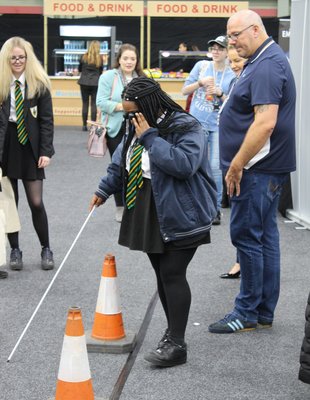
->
xmin=126 ymin=137 xmax=151 ymax=179
xmin=9 ymin=73 xmax=26 ymax=123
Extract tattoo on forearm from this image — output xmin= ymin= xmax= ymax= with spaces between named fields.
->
xmin=256 ymin=104 xmax=269 ymax=113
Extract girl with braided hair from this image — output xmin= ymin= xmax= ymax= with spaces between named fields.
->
xmin=90 ymin=76 xmax=217 ymax=367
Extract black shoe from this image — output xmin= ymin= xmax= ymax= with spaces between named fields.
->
xmin=82 ymin=125 xmax=88 ymax=132
xmin=41 ymin=248 xmax=54 ymax=270
xmin=144 ymin=337 xmax=187 ymax=367
xmin=10 ymin=248 xmax=23 ymax=270
xmin=158 ymin=328 xmax=170 ymax=348
xmin=257 ymin=319 xmax=273 ymax=329
xmin=0 ymin=270 xmax=8 ymax=279
xmin=220 ymin=271 xmax=241 ymax=279
xmin=212 ymin=211 xmax=221 ymax=226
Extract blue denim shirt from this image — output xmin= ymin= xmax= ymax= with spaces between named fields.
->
xmin=95 ymin=112 xmax=217 ymax=242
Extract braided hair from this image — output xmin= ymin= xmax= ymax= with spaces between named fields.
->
xmin=122 ymin=76 xmax=185 ymax=131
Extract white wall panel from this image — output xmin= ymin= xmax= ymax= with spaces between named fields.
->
xmin=287 ymin=0 xmax=310 ymax=228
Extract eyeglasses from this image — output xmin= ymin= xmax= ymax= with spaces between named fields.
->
xmin=209 ymin=47 xmax=225 ymax=53
xmin=227 ymin=24 xmax=254 ymax=41
xmin=10 ymin=56 xmax=27 ymax=63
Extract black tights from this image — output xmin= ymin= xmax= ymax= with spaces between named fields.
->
xmin=147 ymin=248 xmax=196 ymax=342
xmin=8 ymin=179 xmax=50 ymax=250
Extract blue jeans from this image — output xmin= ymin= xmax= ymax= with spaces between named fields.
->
xmin=206 ymin=129 xmax=222 ymax=210
xmin=230 ymin=170 xmax=288 ymax=323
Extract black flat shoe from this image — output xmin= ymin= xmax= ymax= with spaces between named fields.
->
xmin=212 ymin=211 xmax=221 ymax=226
xmin=158 ymin=328 xmax=170 ymax=348
xmin=220 ymin=271 xmax=240 ymax=279
xmin=0 ymin=270 xmax=8 ymax=279
xmin=10 ymin=248 xmax=23 ymax=270
xmin=144 ymin=337 xmax=187 ymax=367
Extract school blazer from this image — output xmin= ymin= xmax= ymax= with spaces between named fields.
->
xmin=0 ymin=87 xmax=55 ymax=163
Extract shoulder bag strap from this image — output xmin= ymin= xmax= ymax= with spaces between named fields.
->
xmin=101 ymin=72 xmax=119 ymax=126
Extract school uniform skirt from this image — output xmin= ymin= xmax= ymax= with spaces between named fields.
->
xmin=2 ymin=122 xmax=45 ymax=180
xmin=118 ymin=178 xmax=210 ymax=254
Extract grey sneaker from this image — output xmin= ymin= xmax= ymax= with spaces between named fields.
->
xmin=10 ymin=248 xmax=23 ymax=270
xmin=41 ymin=248 xmax=54 ymax=270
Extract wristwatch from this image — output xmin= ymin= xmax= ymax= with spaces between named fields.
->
xmin=217 ymin=91 xmax=224 ymax=98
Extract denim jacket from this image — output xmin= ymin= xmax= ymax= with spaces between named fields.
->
xmin=95 ymin=112 xmax=217 ymax=242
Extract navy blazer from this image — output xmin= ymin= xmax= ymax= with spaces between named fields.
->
xmin=0 ymin=86 xmax=55 ymax=163
xmin=95 ymin=112 xmax=217 ymax=242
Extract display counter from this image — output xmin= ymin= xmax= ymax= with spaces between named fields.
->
xmin=50 ymin=76 xmax=187 ymax=126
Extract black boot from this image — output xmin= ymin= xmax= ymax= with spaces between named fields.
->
xmin=144 ymin=337 xmax=187 ymax=367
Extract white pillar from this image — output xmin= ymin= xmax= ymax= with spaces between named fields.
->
xmin=287 ymin=0 xmax=310 ymax=228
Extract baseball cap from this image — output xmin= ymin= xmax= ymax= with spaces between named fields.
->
xmin=207 ymin=35 xmax=228 ymax=48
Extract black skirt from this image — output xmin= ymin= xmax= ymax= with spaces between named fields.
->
xmin=118 ymin=178 xmax=210 ymax=254
xmin=2 ymin=122 xmax=45 ymax=180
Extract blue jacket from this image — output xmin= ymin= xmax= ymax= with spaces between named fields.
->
xmin=95 ymin=112 xmax=217 ymax=242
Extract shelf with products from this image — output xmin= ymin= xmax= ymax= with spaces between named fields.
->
xmin=53 ymin=48 xmax=111 ymax=76
xmin=53 ymin=25 xmax=121 ymax=76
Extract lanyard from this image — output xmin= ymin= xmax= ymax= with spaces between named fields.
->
xmin=212 ymin=62 xmax=227 ymax=90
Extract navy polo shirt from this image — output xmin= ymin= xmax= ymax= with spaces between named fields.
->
xmin=219 ymin=37 xmax=296 ymax=174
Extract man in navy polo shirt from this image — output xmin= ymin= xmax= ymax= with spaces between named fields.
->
xmin=209 ymin=10 xmax=296 ymax=334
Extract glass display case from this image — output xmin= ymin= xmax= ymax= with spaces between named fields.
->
xmin=53 ymin=25 xmax=120 ymax=75
xmin=159 ymin=50 xmax=211 ymax=72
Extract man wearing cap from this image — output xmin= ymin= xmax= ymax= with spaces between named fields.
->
xmin=182 ymin=35 xmax=235 ymax=225
xmin=208 ymin=10 xmax=296 ymax=333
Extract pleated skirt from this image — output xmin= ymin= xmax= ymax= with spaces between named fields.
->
xmin=118 ymin=178 xmax=210 ymax=254
xmin=2 ymin=122 xmax=45 ymax=180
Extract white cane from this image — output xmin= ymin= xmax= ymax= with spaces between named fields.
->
xmin=7 ymin=206 xmax=96 ymax=362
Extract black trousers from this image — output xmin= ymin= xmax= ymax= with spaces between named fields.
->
xmin=80 ymin=85 xmax=98 ymax=126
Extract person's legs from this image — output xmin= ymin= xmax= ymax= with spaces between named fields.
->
xmin=7 ymin=178 xmax=19 ymax=249
xmin=231 ymin=172 xmax=287 ymax=322
xmin=257 ymin=174 xmax=288 ymax=323
xmin=145 ymin=248 xmax=196 ymax=366
xmin=148 ymin=248 xmax=196 ymax=341
xmin=23 ymin=179 xmax=54 ymax=269
xmin=80 ymin=85 xmax=90 ymax=128
xmin=147 ymin=253 xmax=169 ymax=328
xmin=23 ymin=180 xmax=50 ymax=248
xmin=207 ymin=129 xmax=223 ymax=212
xmin=90 ymin=86 xmax=98 ymax=122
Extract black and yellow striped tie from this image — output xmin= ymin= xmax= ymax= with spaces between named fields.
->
xmin=15 ymin=80 xmax=28 ymax=145
xmin=126 ymin=141 xmax=144 ymax=209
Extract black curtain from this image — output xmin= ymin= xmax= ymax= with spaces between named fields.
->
xmin=0 ymin=14 xmax=279 ymax=75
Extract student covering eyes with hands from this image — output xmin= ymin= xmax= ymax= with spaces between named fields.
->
xmin=90 ymin=76 xmax=217 ymax=368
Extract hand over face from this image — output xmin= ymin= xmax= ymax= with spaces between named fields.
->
xmin=131 ymin=113 xmax=150 ymax=138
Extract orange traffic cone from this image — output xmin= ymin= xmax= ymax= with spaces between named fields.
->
xmin=92 ymin=254 xmax=125 ymax=340
xmin=54 ymin=307 xmax=95 ymax=400
xmin=86 ymin=254 xmax=135 ymax=354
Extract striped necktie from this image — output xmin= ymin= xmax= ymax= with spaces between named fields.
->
xmin=126 ymin=140 xmax=144 ymax=209
xmin=15 ymin=80 xmax=28 ymax=145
